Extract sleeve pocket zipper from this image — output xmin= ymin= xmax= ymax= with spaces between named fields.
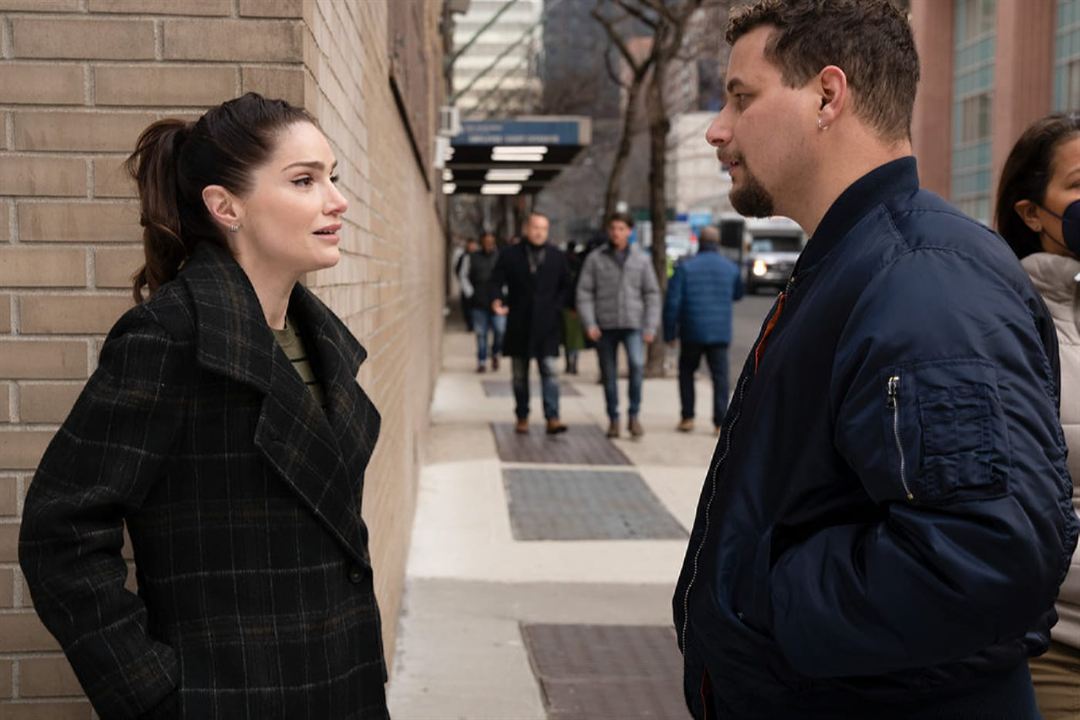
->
xmin=887 ymin=374 xmax=915 ymax=502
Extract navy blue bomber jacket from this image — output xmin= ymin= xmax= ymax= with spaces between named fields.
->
xmin=673 ymin=158 xmax=1079 ymax=718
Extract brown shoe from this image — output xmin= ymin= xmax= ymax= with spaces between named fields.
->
xmin=477 ymin=364 xmax=487 ymax=374
xmin=514 ymin=418 xmax=529 ymax=434
xmin=676 ymin=418 xmax=694 ymax=433
xmin=546 ymin=418 xmax=568 ymax=435
xmin=606 ymin=420 xmax=620 ymax=438
xmin=628 ymin=416 xmax=644 ymax=437
xmin=491 ymin=356 xmax=499 ymax=371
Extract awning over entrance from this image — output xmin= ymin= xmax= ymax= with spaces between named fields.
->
xmin=443 ymin=117 xmax=591 ymax=195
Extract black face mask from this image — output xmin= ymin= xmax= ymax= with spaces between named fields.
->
xmin=1040 ymin=199 xmax=1080 ymax=257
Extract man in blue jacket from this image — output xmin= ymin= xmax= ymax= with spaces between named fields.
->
xmin=664 ymin=225 xmax=743 ymax=435
xmin=673 ymin=1 xmax=1079 ymax=718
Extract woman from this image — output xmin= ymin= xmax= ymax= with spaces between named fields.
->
xmin=997 ymin=112 xmax=1080 ymax=719
xmin=18 ymin=93 xmax=387 ymax=719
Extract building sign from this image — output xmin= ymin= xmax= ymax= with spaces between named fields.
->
xmin=454 ymin=120 xmax=584 ymax=146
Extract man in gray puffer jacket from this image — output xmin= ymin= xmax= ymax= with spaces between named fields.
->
xmin=577 ymin=212 xmax=662 ymax=438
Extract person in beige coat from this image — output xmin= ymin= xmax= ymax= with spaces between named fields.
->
xmin=997 ymin=112 xmax=1080 ymax=719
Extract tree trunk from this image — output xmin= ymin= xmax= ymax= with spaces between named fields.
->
xmin=603 ymin=73 xmax=646 ymax=221
xmin=644 ymin=56 xmax=670 ymax=378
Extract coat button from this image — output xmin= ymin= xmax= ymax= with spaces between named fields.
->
xmin=348 ymin=566 xmax=364 ymax=584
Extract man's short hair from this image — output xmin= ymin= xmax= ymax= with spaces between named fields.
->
xmin=527 ymin=211 xmax=549 ymax=223
xmin=727 ymin=0 xmax=919 ymax=142
xmin=606 ymin=211 xmax=635 ymax=228
xmin=699 ymin=225 xmax=720 ymax=244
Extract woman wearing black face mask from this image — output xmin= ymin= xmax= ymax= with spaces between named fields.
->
xmin=997 ymin=112 xmax=1080 ymax=719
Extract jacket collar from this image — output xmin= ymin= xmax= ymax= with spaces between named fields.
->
xmin=178 ymin=242 xmax=377 ymax=568
xmin=800 ymin=156 xmax=920 ymax=273
xmin=179 ymin=241 xmax=367 ymax=394
xmin=1022 ymin=252 xmax=1080 ymax=307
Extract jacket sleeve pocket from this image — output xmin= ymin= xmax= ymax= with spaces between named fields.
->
xmin=883 ymin=358 xmax=1010 ymax=505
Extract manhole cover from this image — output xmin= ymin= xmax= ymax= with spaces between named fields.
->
xmin=481 ymin=379 xmax=582 ymax=397
xmin=522 ymin=623 xmax=691 ymax=720
xmin=491 ymin=423 xmax=631 ymax=465
xmin=503 ymin=468 xmax=686 ymax=540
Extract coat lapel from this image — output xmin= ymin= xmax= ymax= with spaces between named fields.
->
xmin=179 ymin=243 xmax=376 ymax=568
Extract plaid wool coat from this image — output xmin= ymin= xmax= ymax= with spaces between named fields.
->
xmin=19 ymin=242 xmax=387 ymax=720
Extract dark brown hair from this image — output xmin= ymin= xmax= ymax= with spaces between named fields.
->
xmin=606 ymin=211 xmax=635 ymax=228
xmin=125 ymin=92 xmax=315 ymax=301
xmin=995 ymin=114 xmax=1080 ymax=259
xmin=727 ymin=0 xmax=919 ymax=142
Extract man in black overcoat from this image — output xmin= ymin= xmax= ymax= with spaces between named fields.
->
xmin=490 ymin=211 xmax=571 ymax=435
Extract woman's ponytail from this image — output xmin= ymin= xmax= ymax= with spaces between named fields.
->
xmin=124 ymin=94 xmax=317 ymax=302
xmin=126 ymin=119 xmax=191 ymax=303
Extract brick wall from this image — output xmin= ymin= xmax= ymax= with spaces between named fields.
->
xmin=0 ymin=0 xmax=445 ymax=715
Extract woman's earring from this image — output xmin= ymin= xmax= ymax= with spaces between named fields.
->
xmin=229 ymin=223 xmax=240 ymax=233
xmin=817 ymin=116 xmax=828 ymax=131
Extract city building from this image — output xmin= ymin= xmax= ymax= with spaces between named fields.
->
xmin=452 ymin=0 xmax=543 ymax=119
xmin=666 ymin=111 xmax=734 ymax=220
xmin=910 ymin=0 xmax=1077 ymax=223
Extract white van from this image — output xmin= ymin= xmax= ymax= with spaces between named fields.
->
xmin=724 ymin=216 xmax=806 ymax=294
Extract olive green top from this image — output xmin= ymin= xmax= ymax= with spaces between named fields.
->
xmin=272 ymin=315 xmax=326 ymax=408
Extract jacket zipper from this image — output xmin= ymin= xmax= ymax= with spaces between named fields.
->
xmin=887 ymin=374 xmax=914 ymax=501
xmin=680 ymin=371 xmax=752 ymax=653
xmin=679 ymin=277 xmax=795 ymax=654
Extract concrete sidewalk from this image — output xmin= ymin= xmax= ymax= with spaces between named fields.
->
xmin=386 ymin=327 xmax=723 ymax=720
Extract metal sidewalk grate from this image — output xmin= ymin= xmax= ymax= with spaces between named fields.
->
xmin=522 ymin=623 xmax=691 ymax=720
xmin=491 ymin=423 xmax=631 ymax=465
xmin=481 ymin=379 xmax=582 ymax=397
xmin=503 ymin=468 xmax=686 ymax=541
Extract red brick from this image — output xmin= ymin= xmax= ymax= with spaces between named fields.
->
xmin=18 ymin=202 xmax=140 ymax=243
xmin=19 ymin=383 xmax=83 ymax=425
xmin=0 ymin=430 xmax=55 ymax=471
xmin=0 ymin=341 xmax=88 ymax=380
xmin=11 ymin=18 xmax=156 ymax=60
xmin=19 ymin=656 xmax=83 ymax=698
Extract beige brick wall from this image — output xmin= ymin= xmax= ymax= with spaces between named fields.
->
xmin=0 ymin=0 xmax=446 ymax=713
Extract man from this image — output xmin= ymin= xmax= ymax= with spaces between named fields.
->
xmin=576 ymin=212 xmax=661 ymax=438
xmin=663 ymin=225 xmax=742 ymax=435
xmin=454 ymin=237 xmax=479 ymax=331
xmin=490 ymin=212 xmax=570 ymax=435
xmin=459 ymin=232 xmax=504 ymax=373
xmin=673 ymin=2 xmax=1078 ymax=718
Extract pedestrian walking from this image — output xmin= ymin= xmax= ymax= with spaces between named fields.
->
xmin=490 ymin=211 xmax=571 ymax=435
xmin=996 ymin=112 xmax=1080 ymax=720
xmin=454 ymin=237 xmax=479 ymax=331
xmin=18 ymin=93 xmax=389 ymax=720
xmin=459 ymin=231 xmax=505 ymax=372
xmin=673 ymin=3 xmax=1077 ymax=719
xmin=663 ymin=225 xmax=743 ymax=435
xmin=561 ymin=241 xmax=588 ymax=374
xmin=576 ymin=212 xmax=661 ymax=438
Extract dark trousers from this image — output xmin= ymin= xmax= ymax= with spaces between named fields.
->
xmin=597 ymin=329 xmax=644 ymax=421
xmin=678 ymin=342 xmax=729 ymax=427
xmin=511 ymin=356 xmax=559 ymax=420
